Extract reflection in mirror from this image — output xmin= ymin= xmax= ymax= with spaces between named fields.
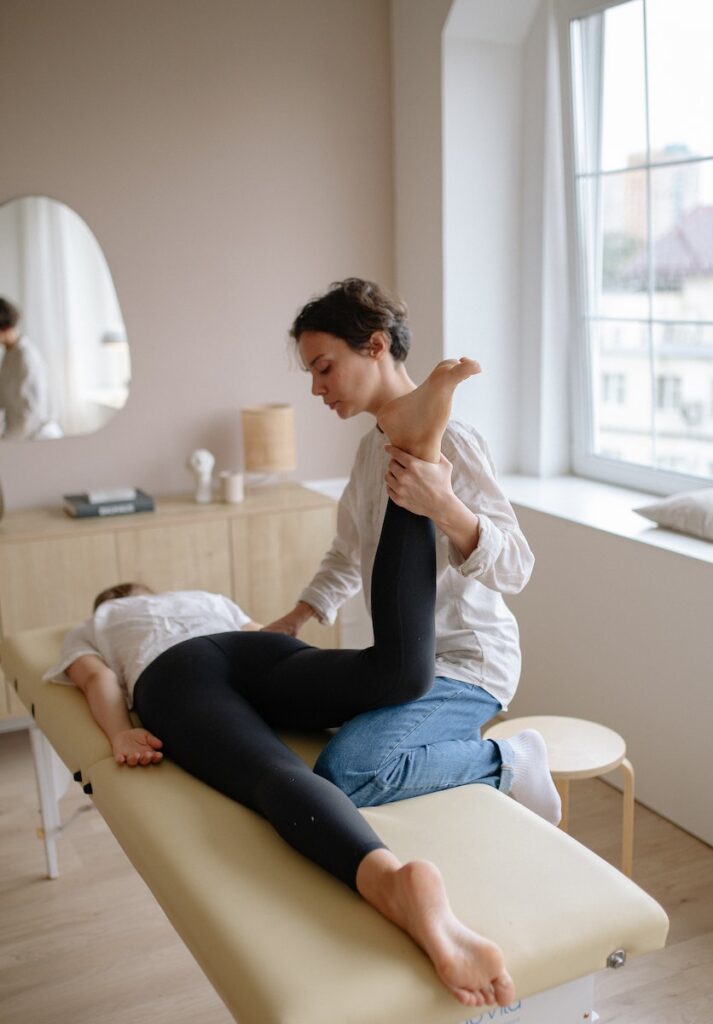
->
xmin=0 ymin=196 xmax=129 ymax=441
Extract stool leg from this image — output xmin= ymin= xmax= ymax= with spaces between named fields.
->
xmin=619 ymin=758 xmax=635 ymax=877
xmin=555 ymin=777 xmax=570 ymax=832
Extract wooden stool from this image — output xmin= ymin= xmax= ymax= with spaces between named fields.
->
xmin=483 ymin=715 xmax=635 ymax=877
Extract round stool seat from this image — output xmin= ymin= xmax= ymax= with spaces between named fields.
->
xmin=484 ymin=715 xmax=627 ymax=778
xmin=483 ymin=715 xmax=635 ymax=877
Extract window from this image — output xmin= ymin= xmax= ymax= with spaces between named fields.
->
xmin=567 ymin=0 xmax=713 ymax=490
xmin=655 ymin=375 xmax=682 ymax=411
xmin=602 ymin=372 xmax=627 ymax=404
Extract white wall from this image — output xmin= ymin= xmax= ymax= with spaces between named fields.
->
xmin=390 ymin=0 xmax=453 ymax=384
xmin=507 ymin=505 xmax=713 ymax=846
xmin=395 ymin=0 xmax=551 ymax=474
xmin=443 ymin=35 xmax=523 ymax=468
xmin=441 ymin=0 xmax=570 ymax=475
xmin=518 ymin=0 xmax=571 ymax=477
xmin=0 ymin=0 xmax=394 ymax=509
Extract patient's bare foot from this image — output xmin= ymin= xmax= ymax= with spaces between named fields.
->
xmin=357 ymin=853 xmax=515 ymax=1009
xmin=377 ymin=358 xmax=481 ymax=463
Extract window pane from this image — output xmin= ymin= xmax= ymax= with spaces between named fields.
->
xmin=600 ymin=0 xmax=646 ymax=172
xmin=647 ymin=0 xmax=713 ymax=163
xmin=570 ymin=0 xmax=713 ymax=486
xmin=571 ymin=2 xmax=646 ymax=174
xmin=650 ymin=161 xmax=713 ymax=322
xmin=591 ymin=321 xmax=653 ymax=465
xmin=579 ymin=175 xmax=649 ymax=320
xmin=653 ymin=324 xmax=713 ymax=476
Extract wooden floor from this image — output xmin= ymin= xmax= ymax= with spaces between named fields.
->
xmin=1 ymin=729 xmax=712 ymax=1024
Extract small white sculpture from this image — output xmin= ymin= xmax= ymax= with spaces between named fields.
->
xmin=187 ymin=448 xmax=215 ymax=504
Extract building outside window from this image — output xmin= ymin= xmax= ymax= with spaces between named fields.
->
xmin=565 ymin=0 xmax=713 ymax=490
xmin=602 ymin=372 xmax=627 ymax=404
xmin=655 ymin=375 xmax=682 ymax=411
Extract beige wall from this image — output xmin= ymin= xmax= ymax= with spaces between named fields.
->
xmin=0 ymin=0 xmax=393 ymax=509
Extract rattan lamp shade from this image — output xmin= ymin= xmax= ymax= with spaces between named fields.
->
xmin=241 ymin=404 xmax=297 ymax=474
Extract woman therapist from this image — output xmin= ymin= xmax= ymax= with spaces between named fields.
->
xmin=266 ymin=278 xmax=560 ymax=826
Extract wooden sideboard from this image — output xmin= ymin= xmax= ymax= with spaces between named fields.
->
xmin=0 ymin=484 xmax=338 ymax=729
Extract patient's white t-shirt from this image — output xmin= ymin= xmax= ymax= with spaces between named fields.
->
xmin=43 ymin=591 xmax=251 ymax=707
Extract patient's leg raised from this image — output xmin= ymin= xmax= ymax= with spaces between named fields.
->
xmin=377 ymin=357 xmax=481 ymax=463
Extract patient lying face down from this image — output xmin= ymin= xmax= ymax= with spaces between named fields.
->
xmin=45 ymin=581 xmax=261 ymax=766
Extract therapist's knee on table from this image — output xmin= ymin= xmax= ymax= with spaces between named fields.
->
xmin=314 ymin=724 xmax=410 ymax=796
xmin=314 ymin=728 xmax=378 ymax=795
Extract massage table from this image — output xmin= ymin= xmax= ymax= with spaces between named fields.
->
xmin=2 ymin=626 xmax=669 ymax=1024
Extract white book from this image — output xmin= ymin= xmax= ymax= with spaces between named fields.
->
xmin=85 ymin=487 xmax=137 ymax=504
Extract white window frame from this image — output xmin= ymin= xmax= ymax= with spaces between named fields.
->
xmin=556 ymin=0 xmax=713 ymax=495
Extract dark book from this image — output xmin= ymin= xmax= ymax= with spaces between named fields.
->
xmin=63 ymin=489 xmax=155 ymax=519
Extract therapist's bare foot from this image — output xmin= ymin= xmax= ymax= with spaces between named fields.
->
xmin=356 ymin=853 xmax=515 ymax=1009
xmin=377 ymin=358 xmax=481 ymax=462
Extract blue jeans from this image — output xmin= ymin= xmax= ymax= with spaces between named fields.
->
xmin=314 ymin=676 xmax=516 ymax=807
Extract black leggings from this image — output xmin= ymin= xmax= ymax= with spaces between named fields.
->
xmin=133 ymin=499 xmax=436 ymax=889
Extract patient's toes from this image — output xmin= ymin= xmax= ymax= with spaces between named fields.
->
xmin=454 ymin=987 xmax=480 ymax=1007
xmin=493 ymin=972 xmax=516 ymax=1007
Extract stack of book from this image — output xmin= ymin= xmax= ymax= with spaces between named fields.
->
xmin=63 ymin=487 xmax=155 ymax=519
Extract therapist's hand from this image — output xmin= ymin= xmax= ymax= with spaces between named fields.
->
xmin=262 ymin=601 xmax=315 ymax=636
xmin=112 ymin=728 xmax=163 ymax=766
xmin=384 ymin=446 xmax=455 ymax=519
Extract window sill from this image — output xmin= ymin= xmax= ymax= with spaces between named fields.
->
xmin=305 ymin=474 xmax=713 ymax=566
xmin=303 ymin=478 xmax=350 ymax=502
xmin=500 ymin=474 xmax=713 ymax=566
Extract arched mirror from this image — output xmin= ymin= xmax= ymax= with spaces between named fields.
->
xmin=0 ymin=196 xmax=129 ymax=441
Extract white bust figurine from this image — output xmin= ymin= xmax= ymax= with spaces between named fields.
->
xmin=188 ymin=448 xmax=215 ymax=504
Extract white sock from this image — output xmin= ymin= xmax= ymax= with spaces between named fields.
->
xmin=505 ymin=729 xmax=562 ymax=825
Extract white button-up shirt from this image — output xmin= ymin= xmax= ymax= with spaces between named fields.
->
xmin=0 ymin=335 xmax=51 ymax=439
xmin=299 ymin=421 xmax=534 ymax=709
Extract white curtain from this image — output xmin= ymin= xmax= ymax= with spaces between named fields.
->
xmin=17 ymin=197 xmax=125 ymax=435
xmin=17 ymin=198 xmax=74 ymax=429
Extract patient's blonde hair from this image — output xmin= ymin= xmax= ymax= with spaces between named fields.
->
xmin=93 ymin=582 xmax=154 ymax=611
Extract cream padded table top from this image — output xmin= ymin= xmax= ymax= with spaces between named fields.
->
xmin=2 ymin=629 xmax=669 ymax=1024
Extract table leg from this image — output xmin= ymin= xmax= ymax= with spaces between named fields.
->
xmin=619 ymin=757 xmax=635 ymax=877
xmin=555 ymin=777 xmax=570 ymax=832
xmin=28 ymin=726 xmax=63 ymax=879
